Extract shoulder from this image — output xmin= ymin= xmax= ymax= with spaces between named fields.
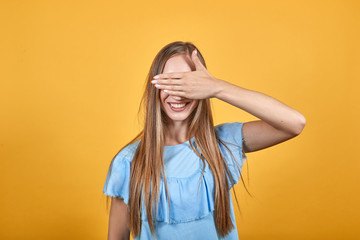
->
xmin=103 ymin=140 xmax=140 ymax=203
xmin=114 ymin=140 xmax=141 ymax=164
xmin=215 ymin=121 xmax=244 ymax=132
xmin=215 ymin=122 xmax=245 ymax=145
xmin=215 ymin=122 xmax=248 ymax=189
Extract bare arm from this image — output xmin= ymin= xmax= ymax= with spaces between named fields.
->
xmin=108 ymin=197 xmax=130 ymax=240
xmin=214 ymin=79 xmax=306 ymax=153
xmin=149 ymin=52 xmax=305 ymax=153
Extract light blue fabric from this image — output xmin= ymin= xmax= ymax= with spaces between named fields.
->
xmin=103 ymin=122 xmax=247 ymax=240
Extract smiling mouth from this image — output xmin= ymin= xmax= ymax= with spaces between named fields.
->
xmin=167 ymin=102 xmax=190 ymax=111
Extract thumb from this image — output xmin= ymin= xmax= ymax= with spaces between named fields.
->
xmin=191 ymin=48 xmax=206 ymax=71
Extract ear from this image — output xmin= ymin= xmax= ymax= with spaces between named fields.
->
xmin=191 ymin=49 xmax=206 ymax=71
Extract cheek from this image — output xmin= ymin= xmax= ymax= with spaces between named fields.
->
xmin=190 ymin=101 xmax=199 ymax=111
xmin=159 ymin=90 xmax=168 ymax=100
xmin=193 ymin=100 xmax=199 ymax=107
xmin=159 ymin=91 xmax=167 ymax=109
xmin=159 ymin=90 xmax=164 ymax=102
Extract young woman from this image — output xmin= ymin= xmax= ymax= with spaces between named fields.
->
xmin=103 ymin=41 xmax=306 ymax=240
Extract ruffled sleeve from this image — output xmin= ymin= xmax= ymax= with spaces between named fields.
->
xmin=215 ymin=122 xmax=247 ymax=189
xmin=103 ymin=142 xmax=139 ymax=204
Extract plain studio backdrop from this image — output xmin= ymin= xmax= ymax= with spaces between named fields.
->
xmin=0 ymin=0 xmax=359 ymax=239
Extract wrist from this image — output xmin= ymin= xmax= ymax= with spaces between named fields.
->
xmin=213 ymin=78 xmax=228 ymax=99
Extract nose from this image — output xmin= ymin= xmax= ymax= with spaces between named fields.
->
xmin=172 ymin=95 xmax=186 ymax=101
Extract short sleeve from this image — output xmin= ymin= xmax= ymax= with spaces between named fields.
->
xmin=103 ymin=152 xmax=131 ymax=205
xmin=215 ymin=122 xmax=247 ymax=189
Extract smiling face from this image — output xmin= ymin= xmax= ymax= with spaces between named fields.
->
xmin=160 ymin=54 xmax=199 ymax=124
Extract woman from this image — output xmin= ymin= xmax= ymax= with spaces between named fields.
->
xmin=103 ymin=41 xmax=306 ymax=240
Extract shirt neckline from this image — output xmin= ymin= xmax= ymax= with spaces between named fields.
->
xmin=164 ymin=136 xmax=196 ymax=149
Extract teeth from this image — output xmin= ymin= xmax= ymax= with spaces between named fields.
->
xmin=170 ymin=103 xmax=186 ymax=108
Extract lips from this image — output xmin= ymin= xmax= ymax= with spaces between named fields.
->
xmin=167 ymin=102 xmax=190 ymax=104
xmin=167 ymin=102 xmax=190 ymax=112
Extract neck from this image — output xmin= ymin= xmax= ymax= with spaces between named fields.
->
xmin=164 ymin=120 xmax=191 ymax=146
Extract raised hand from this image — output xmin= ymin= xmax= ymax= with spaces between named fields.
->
xmin=151 ymin=49 xmax=223 ymax=100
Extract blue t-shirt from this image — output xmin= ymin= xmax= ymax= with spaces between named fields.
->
xmin=103 ymin=122 xmax=247 ymax=240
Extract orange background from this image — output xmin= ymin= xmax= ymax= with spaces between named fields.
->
xmin=1 ymin=0 xmax=359 ymax=239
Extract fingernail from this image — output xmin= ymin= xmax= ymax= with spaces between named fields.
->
xmin=153 ymin=75 xmax=159 ymax=79
xmin=194 ymin=48 xmax=197 ymax=55
xmin=151 ymin=80 xmax=157 ymax=84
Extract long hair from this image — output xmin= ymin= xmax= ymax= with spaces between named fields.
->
xmin=105 ymin=41 xmax=251 ymax=238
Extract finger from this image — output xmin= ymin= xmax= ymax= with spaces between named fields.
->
xmin=154 ymin=84 xmax=183 ymax=91
xmin=151 ymin=79 xmax=183 ymax=85
xmin=153 ymin=72 xmax=184 ymax=79
xmin=191 ymin=48 xmax=206 ymax=71
xmin=162 ymin=89 xmax=186 ymax=97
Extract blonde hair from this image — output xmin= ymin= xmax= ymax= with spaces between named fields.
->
xmin=105 ymin=41 xmax=251 ymax=238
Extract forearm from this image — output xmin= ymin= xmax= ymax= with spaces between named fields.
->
xmin=213 ymin=79 xmax=306 ymax=135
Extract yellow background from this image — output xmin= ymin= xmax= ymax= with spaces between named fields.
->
xmin=1 ymin=0 xmax=359 ymax=239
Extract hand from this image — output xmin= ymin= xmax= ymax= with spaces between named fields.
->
xmin=151 ymin=49 xmax=222 ymax=100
